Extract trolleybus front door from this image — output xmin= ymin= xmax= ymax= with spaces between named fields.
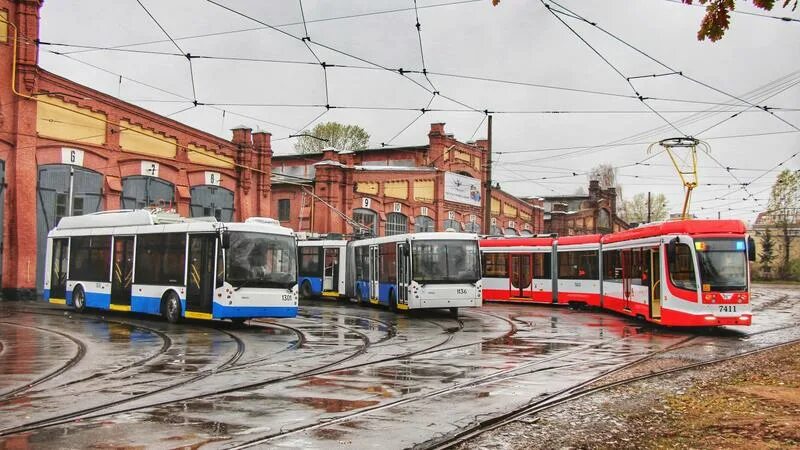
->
xmin=509 ymin=254 xmax=533 ymax=299
xmin=397 ymin=242 xmax=410 ymax=308
xmin=649 ymin=248 xmax=662 ymax=320
xmin=186 ymin=234 xmax=216 ymax=317
xmin=49 ymin=238 xmax=69 ymax=302
xmin=368 ymin=245 xmax=380 ymax=301
xmin=110 ymin=236 xmax=134 ymax=309
xmin=323 ymin=247 xmax=339 ymax=293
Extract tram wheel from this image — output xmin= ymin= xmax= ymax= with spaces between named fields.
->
xmin=72 ymin=286 xmax=86 ymax=313
xmin=162 ymin=292 xmax=182 ymax=324
xmin=389 ymin=289 xmax=398 ymax=312
xmin=231 ymin=318 xmax=247 ymax=327
xmin=300 ymin=281 xmax=312 ymax=299
xmin=449 ymin=307 xmax=459 ymax=317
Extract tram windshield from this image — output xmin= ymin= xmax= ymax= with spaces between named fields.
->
xmin=411 ymin=240 xmax=481 ymax=284
xmin=694 ymin=238 xmax=748 ymax=292
xmin=226 ymin=232 xmax=297 ymax=289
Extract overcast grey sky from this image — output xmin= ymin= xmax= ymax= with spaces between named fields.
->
xmin=36 ymin=0 xmax=800 ymax=223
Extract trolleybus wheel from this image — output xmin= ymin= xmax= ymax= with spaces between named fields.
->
xmin=449 ymin=307 xmax=458 ymax=317
xmin=300 ymin=281 xmax=312 ymax=299
xmin=72 ymin=286 xmax=86 ymax=313
xmin=163 ymin=292 xmax=182 ymax=324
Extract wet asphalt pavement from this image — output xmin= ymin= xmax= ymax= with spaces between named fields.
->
xmin=0 ymin=286 xmax=797 ymax=449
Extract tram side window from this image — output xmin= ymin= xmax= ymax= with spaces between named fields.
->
xmin=533 ymin=253 xmax=552 ymax=279
xmin=136 ymin=233 xmax=187 ymax=285
xmin=628 ymin=249 xmax=644 ymax=285
xmin=69 ymin=236 xmax=112 ymax=282
xmin=299 ymin=247 xmax=321 ymax=277
xmin=557 ymin=251 xmax=599 ymax=280
xmin=603 ymin=250 xmax=622 ymax=282
xmin=483 ymin=253 xmax=509 ymax=278
xmin=379 ymin=243 xmax=397 ymax=283
xmin=669 ymin=243 xmax=697 ymax=291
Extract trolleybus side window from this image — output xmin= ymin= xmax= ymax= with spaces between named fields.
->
xmin=379 ymin=243 xmax=397 ymax=283
xmin=412 ymin=240 xmax=480 ymax=283
xmin=299 ymin=247 xmax=321 ymax=277
xmin=135 ymin=233 xmax=187 ymax=285
xmin=69 ymin=235 xmax=112 ymax=282
xmin=354 ymin=246 xmax=369 ymax=281
xmin=482 ymin=253 xmax=509 ymax=278
xmin=668 ymin=243 xmax=697 ymax=291
xmin=557 ymin=251 xmax=599 ymax=280
xmin=533 ymin=253 xmax=552 ymax=279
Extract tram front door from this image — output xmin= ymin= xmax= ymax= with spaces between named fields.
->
xmin=110 ymin=236 xmax=134 ymax=309
xmin=186 ymin=234 xmax=216 ymax=317
xmin=649 ymin=248 xmax=662 ymax=320
xmin=509 ymin=254 xmax=532 ymax=298
xmin=49 ymin=238 xmax=69 ymax=302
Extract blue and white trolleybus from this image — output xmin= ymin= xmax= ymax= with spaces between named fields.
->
xmin=43 ymin=210 xmax=298 ymax=323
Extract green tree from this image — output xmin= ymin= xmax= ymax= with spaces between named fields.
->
xmin=294 ymin=122 xmax=370 ymax=154
xmin=758 ymin=227 xmax=775 ymax=276
xmin=766 ymin=169 xmax=800 ymax=278
xmin=622 ymin=193 xmax=669 ymax=223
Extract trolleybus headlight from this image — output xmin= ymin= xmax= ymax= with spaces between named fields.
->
xmin=704 ymin=315 xmax=716 ymax=321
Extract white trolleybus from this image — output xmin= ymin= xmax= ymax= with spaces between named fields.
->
xmin=346 ymin=232 xmax=482 ymax=315
xmin=43 ymin=210 xmax=298 ymax=323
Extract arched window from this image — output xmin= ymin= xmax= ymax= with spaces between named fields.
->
xmin=443 ymin=219 xmax=462 ymax=231
xmin=352 ymin=208 xmax=378 ymax=236
xmin=490 ymin=225 xmax=503 ymax=236
xmin=122 ymin=175 xmax=175 ymax=209
xmin=190 ymin=185 xmax=235 ymax=221
xmin=414 ymin=215 xmax=434 ymax=232
xmin=598 ymin=209 xmax=611 ymax=232
xmin=386 ymin=212 xmax=408 ymax=236
xmin=504 ymin=228 xmax=519 ymax=236
xmin=464 ymin=221 xmax=481 ymax=233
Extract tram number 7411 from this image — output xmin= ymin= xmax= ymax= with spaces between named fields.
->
xmin=719 ymin=305 xmax=737 ymax=313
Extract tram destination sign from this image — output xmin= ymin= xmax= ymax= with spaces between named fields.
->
xmin=444 ymin=172 xmax=481 ymax=206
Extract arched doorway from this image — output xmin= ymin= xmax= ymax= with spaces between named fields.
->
xmin=36 ymin=164 xmax=104 ymax=291
xmin=121 ymin=175 xmax=175 ymax=209
xmin=386 ymin=212 xmax=408 ymax=236
xmin=190 ymin=185 xmax=235 ymax=221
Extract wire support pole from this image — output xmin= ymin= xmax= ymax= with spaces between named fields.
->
xmin=483 ymin=115 xmax=493 ymax=235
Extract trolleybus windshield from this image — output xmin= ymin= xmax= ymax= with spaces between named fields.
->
xmin=694 ymin=238 xmax=748 ymax=292
xmin=226 ymin=232 xmax=297 ymax=290
xmin=411 ymin=240 xmax=480 ymax=284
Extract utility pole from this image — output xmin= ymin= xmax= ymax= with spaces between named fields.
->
xmin=483 ymin=115 xmax=493 ymax=235
xmin=647 ymin=192 xmax=651 ymax=223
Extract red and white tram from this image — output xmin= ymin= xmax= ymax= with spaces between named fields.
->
xmin=480 ymin=220 xmax=755 ymax=327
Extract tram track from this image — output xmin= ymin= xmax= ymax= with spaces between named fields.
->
xmin=422 ymin=334 xmax=800 ymax=449
xmin=227 ymin=328 xmax=698 ymax=448
xmin=0 ymin=322 xmax=87 ymax=401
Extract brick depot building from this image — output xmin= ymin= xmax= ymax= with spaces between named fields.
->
xmin=0 ymin=0 xmax=272 ymax=297
xmin=270 ymin=122 xmax=545 ymax=239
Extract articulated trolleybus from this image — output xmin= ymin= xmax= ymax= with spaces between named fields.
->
xmin=481 ymin=220 xmax=754 ymax=327
xmin=43 ymin=210 xmax=299 ymax=323
xmin=346 ymin=232 xmax=482 ymax=314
